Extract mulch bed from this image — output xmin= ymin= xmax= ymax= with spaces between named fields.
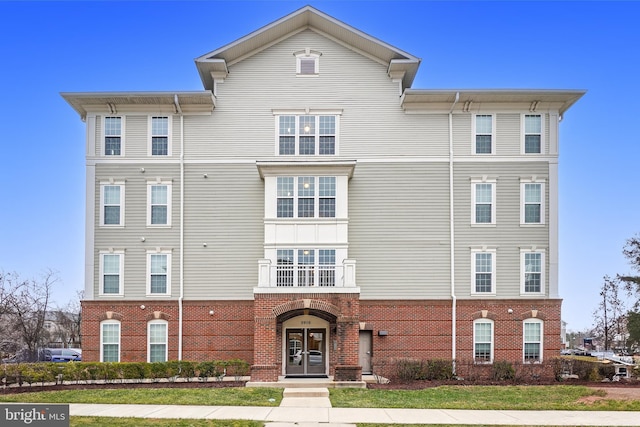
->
xmin=1 ymin=380 xmax=246 ymax=395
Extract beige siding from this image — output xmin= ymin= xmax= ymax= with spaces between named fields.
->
xmin=349 ymin=162 xmax=451 ymax=299
xmin=453 ymin=162 xmax=550 ymax=299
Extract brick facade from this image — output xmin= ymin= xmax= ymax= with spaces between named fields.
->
xmin=82 ymin=297 xmax=561 ymax=381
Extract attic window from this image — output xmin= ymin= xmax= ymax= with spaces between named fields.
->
xmin=295 ymin=49 xmax=321 ymax=76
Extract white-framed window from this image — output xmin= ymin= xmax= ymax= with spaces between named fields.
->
xmin=521 ymin=249 xmax=545 ymax=294
xmin=276 ymin=249 xmax=336 ymax=287
xmin=100 ymin=320 xmax=120 ymax=362
xmin=147 ymin=182 xmax=172 ymax=227
xmin=471 ymin=179 xmax=496 ymax=225
xmin=521 ymin=180 xmax=545 ymax=225
xmin=474 ymin=319 xmax=494 ymax=363
xmin=295 ymin=50 xmax=320 ymax=76
xmin=149 ymin=116 xmax=171 ymax=156
xmin=99 ymin=251 xmax=124 ymax=296
xmin=104 ymin=116 xmax=124 ymax=156
xmin=474 ymin=114 xmax=494 ymax=154
xmin=276 ymin=176 xmax=336 ymax=218
xmin=147 ymin=251 xmax=171 ymax=296
xmin=277 ymin=115 xmax=337 ymax=155
xmin=471 ymin=249 xmax=496 ymax=294
xmin=522 ymin=114 xmax=544 ymax=154
xmin=148 ymin=319 xmax=168 ymax=362
xmin=100 ymin=183 xmax=125 ymax=226
xmin=523 ymin=318 xmax=543 ymax=363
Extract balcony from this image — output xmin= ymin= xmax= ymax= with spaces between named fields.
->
xmin=257 ymin=259 xmax=356 ymax=290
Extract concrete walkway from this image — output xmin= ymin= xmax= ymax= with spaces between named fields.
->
xmin=61 ymin=387 xmax=640 ymax=426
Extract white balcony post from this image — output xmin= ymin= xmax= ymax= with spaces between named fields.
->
xmin=258 ymin=259 xmax=271 ymax=287
xmin=343 ymin=259 xmax=356 ymax=287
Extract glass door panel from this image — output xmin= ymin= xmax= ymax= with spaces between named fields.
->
xmin=286 ymin=329 xmax=304 ymax=375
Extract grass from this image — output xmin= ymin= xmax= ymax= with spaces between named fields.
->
xmin=0 ymin=387 xmax=282 ymax=407
xmin=2 ymin=384 xmax=639 ymax=412
xmin=330 ymin=385 xmax=640 ymax=411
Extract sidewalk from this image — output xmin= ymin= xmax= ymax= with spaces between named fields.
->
xmin=62 ymin=387 xmax=640 ymax=426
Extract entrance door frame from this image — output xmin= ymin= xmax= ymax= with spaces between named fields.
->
xmin=282 ymin=315 xmax=329 ymax=377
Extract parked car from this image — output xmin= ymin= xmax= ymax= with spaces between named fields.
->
xmin=46 ymin=348 xmax=82 ymax=362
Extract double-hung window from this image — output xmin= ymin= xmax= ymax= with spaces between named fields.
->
xmin=100 ymin=251 xmax=124 ymax=296
xmin=148 ymin=182 xmax=171 ymax=226
xmin=148 ymin=320 xmax=168 ymax=362
xmin=521 ymin=180 xmax=545 ymax=224
xmin=474 ymin=319 xmax=494 ymax=363
xmin=101 ymin=183 xmax=124 ymax=226
xmin=523 ymin=319 xmax=543 ymax=362
xmin=277 ymin=115 xmax=337 ymax=155
xmin=104 ymin=117 xmax=122 ymax=156
xmin=148 ymin=252 xmax=171 ymax=296
xmin=523 ymin=114 xmax=543 ymax=154
xmin=521 ymin=250 xmax=545 ymax=294
xmin=276 ymin=249 xmax=336 ymax=287
xmin=474 ymin=115 xmax=493 ymax=154
xmin=276 ymin=176 xmax=336 ymax=218
xmin=472 ymin=249 xmax=495 ymax=294
xmin=471 ymin=179 xmax=496 ymax=225
xmin=150 ymin=116 xmax=170 ymax=156
xmin=101 ymin=320 xmax=120 ymax=362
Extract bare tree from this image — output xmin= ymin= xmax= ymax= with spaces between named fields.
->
xmin=592 ymin=276 xmax=627 ymax=351
xmin=51 ymin=290 xmax=83 ymax=348
xmin=2 ymin=270 xmax=58 ymax=360
xmin=618 ymin=234 xmax=640 ymax=310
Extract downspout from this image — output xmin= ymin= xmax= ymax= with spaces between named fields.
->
xmin=174 ymin=95 xmax=185 ymax=361
xmin=449 ymin=92 xmax=459 ymax=373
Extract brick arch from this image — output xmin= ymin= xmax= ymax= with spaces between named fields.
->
xmin=99 ymin=311 xmax=124 ymax=322
xmin=272 ymin=299 xmax=340 ymax=319
xmin=470 ymin=310 xmax=497 ymax=321
xmin=521 ymin=309 xmax=546 ymax=321
xmin=145 ymin=311 xmax=171 ymax=322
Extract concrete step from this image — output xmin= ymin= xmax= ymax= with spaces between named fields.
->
xmin=283 ymin=387 xmax=329 ymax=398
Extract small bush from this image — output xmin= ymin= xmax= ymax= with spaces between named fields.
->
xmin=427 ymin=359 xmax=454 ymax=380
xmin=492 ymin=361 xmax=515 ymax=381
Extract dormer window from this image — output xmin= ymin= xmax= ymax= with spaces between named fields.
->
xmin=295 ymin=49 xmax=321 ymax=76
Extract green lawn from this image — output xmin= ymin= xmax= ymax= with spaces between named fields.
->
xmin=71 ymin=419 xmax=262 ymax=427
xmin=1 ymin=384 xmax=638 ymax=412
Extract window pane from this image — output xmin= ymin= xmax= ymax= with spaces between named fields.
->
xmin=277 ymin=250 xmax=294 ymax=287
xmin=319 ymin=136 xmax=335 ymax=155
xmin=476 ymin=115 xmax=492 ymax=133
xmin=319 ymin=177 xmax=335 ymax=197
xmin=150 ymin=344 xmax=166 ymax=362
xmin=524 ymin=322 xmax=541 ymax=341
xmin=476 ymin=135 xmax=491 ymax=154
xmin=524 ymin=184 xmax=541 ymax=203
xmin=151 ymin=206 xmax=167 ymax=224
xmin=277 ymin=199 xmax=293 ymax=218
xmin=102 ymin=323 xmax=120 ymax=362
xmin=151 ymin=275 xmax=167 ymax=294
xmin=525 ymin=273 xmax=541 ymax=292
xmin=152 ymin=137 xmax=168 ymax=155
xmin=103 ymin=275 xmax=120 ymax=294
xmin=298 ymin=178 xmax=314 ymax=217
xmin=525 ymin=135 xmax=541 ymax=153
xmin=280 ymin=116 xmax=295 ymax=135
xmin=525 ymin=204 xmax=541 ymax=223
xmin=475 ymin=253 xmax=492 ymax=273
xmin=151 ymin=185 xmax=167 ymax=204
xmin=151 ymin=254 xmax=167 ymax=274
xmin=475 ymin=204 xmax=491 ymax=223
xmin=102 ymin=344 xmax=119 ymax=362
xmin=104 ymin=207 xmax=120 ymax=225
xmin=104 ymin=186 xmax=120 ymax=204
xmin=300 ymin=58 xmax=315 ymax=74
xmin=319 ymin=116 xmax=335 ymax=134
xmin=475 ymin=184 xmax=492 ymax=203
xmin=524 ymin=343 xmax=540 ymax=361
xmin=279 ymin=136 xmax=295 ymax=155
xmin=525 ymin=253 xmax=541 ymax=273
xmin=299 ymin=136 xmax=315 ymax=155
xmin=277 ymin=177 xmax=294 ymax=196
xmin=103 ymin=254 xmax=120 ymax=274
xmin=319 ymin=199 xmax=335 ymax=217
xmin=475 ymin=322 xmax=491 ymax=341
xmin=152 ymin=117 xmax=168 ymax=135
xmin=299 ymin=116 xmax=315 ymax=135
xmin=298 ymin=198 xmax=314 ymax=217
xmin=525 ymin=115 xmax=541 ymax=133
xmin=105 ymin=137 xmax=121 ymax=155
xmin=150 ymin=254 xmax=168 ymax=294
xmin=475 ymin=273 xmax=492 ymax=292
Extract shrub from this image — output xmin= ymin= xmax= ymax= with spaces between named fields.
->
xmin=225 ymin=359 xmax=250 ymax=381
xmin=393 ymin=358 xmax=427 ymax=381
xmin=427 ymin=359 xmax=454 ymax=380
xmin=492 ymin=361 xmax=515 ymax=381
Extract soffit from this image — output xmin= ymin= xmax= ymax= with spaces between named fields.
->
xmin=61 ymin=91 xmax=215 ymax=120
xmin=195 ymin=6 xmax=420 ymax=91
xmin=401 ymin=89 xmax=586 ymax=115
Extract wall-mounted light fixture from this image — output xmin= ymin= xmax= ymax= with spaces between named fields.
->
xmin=203 ymin=173 xmax=208 ymax=178
xmin=140 ymin=305 xmax=146 ymax=310
xmin=140 ymin=168 xmax=145 ymax=173
xmin=378 ymin=330 xmax=388 ymax=336
xmin=508 ymin=308 xmax=513 ymax=314
xmin=209 ymin=310 xmax=214 ymax=316
xmin=141 ymin=237 xmax=146 ymax=242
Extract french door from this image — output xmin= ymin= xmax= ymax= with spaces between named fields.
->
xmin=286 ymin=328 xmax=326 ymax=376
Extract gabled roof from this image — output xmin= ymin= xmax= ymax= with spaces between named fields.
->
xmin=195 ymin=5 xmax=421 ymax=91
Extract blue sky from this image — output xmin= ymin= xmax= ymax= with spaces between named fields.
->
xmin=1 ymin=1 xmax=638 ymax=332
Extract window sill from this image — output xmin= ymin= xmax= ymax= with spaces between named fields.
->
xmin=146 ymin=294 xmax=172 ymax=298
xmin=471 ymin=223 xmax=496 ymax=228
xmin=470 ymin=292 xmax=496 ymax=297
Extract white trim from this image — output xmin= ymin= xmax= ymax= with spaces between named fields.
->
xmin=275 ymin=114 xmax=339 ymax=156
xmin=98 ymin=250 xmax=124 ymax=297
xmin=85 ymin=164 xmax=96 ymax=299
xmin=472 ymin=114 xmax=495 ymax=155
xmin=146 ymin=250 xmax=172 ymax=297
xmin=548 ymin=161 xmax=559 ymax=298
xmin=295 ymin=51 xmax=321 ymax=76
xmin=523 ymin=318 xmax=544 ymax=363
xmin=473 ymin=318 xmax=494 ymax=364
xmin=521 ymin=113 xmax=546 ymax=154
xmin=148 ymin=115 xmax=173 ymax=156
xmin=520 ymin=249 xmax=546 ymax=296
xmin=99 ymin=181 xmax=125 ymax=227
xmin=520 ymin=179 xmax=546 ymax=225
xmin=470 ymin=248 xmax=496 ymax=296
xmin=147 ymin=180 xmax=172 ymax=227
xmin=147 ymin=319 xmax=168 ymax=362
xmin=100 ymin=319 xmax=121 ymax=362
xmin=471 ymin=178 xmax=496 ymax=226
xmin=102 ymin=116 xmax=125 ymax=156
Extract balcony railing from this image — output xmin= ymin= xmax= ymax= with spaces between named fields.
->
xmin=258 ymin=259 xmax=356 ymax=288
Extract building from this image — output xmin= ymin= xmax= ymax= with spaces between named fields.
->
xmin=62 ymin=6 xmax=584 ymax=381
